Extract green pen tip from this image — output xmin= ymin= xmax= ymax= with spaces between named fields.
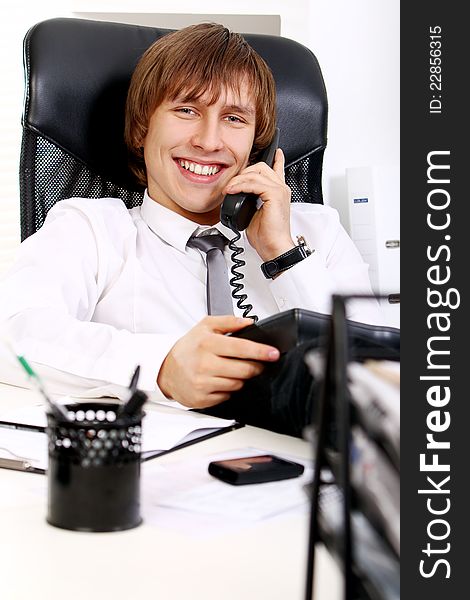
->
xmin=18 ymin=355 xmax=36 ymax=377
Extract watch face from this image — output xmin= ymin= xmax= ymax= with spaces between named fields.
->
xmin=265 ymin=261 xmax=279 ymax=277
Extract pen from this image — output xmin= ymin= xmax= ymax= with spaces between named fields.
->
xmin=119 ymin=390 xmax=148 ymax=419
xmin=116 ymin=365 xmax=143 ymax=418
xmin=3 ymin=339 xmax=69 ymax=421
xmin=129 ymin=365 xmax=141 ymax=396
xmin=20 ymin=357 xmax=69 ymax=421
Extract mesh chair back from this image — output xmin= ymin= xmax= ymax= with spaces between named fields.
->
xmin=20 ymin=18 xmax=328 ymax=240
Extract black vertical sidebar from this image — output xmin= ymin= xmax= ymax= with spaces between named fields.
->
xmin=401 ymin=4 xmax=467 ymax=599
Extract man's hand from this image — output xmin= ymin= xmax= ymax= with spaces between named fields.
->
xmin=157 ymin=316 xmax=280 ymax=409
xmin=223 ymin=148 xmax=295 ymax=261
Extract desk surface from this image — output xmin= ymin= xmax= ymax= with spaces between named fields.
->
xmin=0 ymin=384 xmax=342 ymax=600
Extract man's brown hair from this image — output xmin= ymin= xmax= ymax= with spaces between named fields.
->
xmin=124 ymin=23 xmax=277 ymax=187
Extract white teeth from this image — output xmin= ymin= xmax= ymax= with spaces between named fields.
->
xmin=178 ymin=160 xmax=220 ymax=176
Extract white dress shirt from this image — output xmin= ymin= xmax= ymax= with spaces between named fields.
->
xmin=0 ymin=192 xmax=383 ymax=400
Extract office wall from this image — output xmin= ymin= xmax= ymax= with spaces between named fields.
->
xmin=0 ymin=1 xmax=398 ymax=273
xmin=308 ymin=1 xmax=399 ymax=226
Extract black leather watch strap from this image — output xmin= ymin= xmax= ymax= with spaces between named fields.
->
xmin=261 ymin=236 xmax=313 ymax=279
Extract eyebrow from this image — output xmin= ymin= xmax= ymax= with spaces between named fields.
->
xmin=225 ymin=104 xmax=256 ymax=118
xmin=172 ymin=96 xmax=255 ymax=118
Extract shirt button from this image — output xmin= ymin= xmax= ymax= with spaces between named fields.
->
xmin=279 ymin=297 xmax=286 ymax=308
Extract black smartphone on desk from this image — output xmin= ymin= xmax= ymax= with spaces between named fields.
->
xmin=220 ymin=127 xmax=280 ymax=232
xmin=208 ymin=454 xmax=304 ymax=485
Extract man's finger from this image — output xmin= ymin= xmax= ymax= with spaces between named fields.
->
xmin=272 ymin=148 xmax=285 ymax=180
xmin=211 ymin=333 xmax=280 ymax=362
xmin=202 ymin=315 xmax=254 ymax=334
xmin=211 ymin=356 xmax=265 ymax=379
xmin=209 ymin=376 xmax=246 ymax=392
xmin=223 ymin=173 xmax=276 ymax=196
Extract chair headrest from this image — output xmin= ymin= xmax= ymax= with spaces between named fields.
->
xmin=23 ymin=18 xmax=328 ymax=191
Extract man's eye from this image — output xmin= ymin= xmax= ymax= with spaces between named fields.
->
xmin=177 ymin=107 xmax=196 ymax=116
xmin=225 ymin=115 xmax=244 ymax=124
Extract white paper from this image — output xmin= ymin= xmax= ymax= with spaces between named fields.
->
xmin=141 ymin=412 xmax=235 ymax=453
xmin=0 ymin=404 xmax=236 ymax=468
xmin=141 ymin=448 xmax=313 ymax=537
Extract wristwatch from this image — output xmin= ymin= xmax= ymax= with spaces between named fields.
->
xmin=261 ymin=235 xmax=313 ymax=279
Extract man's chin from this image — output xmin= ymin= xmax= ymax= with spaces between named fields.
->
xmin=181 ymin=203 xmax=222 ymax=225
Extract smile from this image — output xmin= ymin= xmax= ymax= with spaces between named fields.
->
xmin=177 ymin=159 xmax=221 ymax=177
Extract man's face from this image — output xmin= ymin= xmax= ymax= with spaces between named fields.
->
xmin=143 ymin=81 xmax=256 ymax=224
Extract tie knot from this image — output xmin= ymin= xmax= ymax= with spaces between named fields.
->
xmin=187 ymin=230 xmax=227 ymax=254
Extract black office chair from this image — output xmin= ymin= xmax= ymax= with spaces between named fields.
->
xmin=20 ymin=17 xmax=328 ymax=240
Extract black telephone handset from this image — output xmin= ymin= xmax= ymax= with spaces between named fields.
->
xmin=220 ymin=127 xmax=280 ymax=232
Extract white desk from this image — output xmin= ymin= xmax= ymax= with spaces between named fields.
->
xmin=0 ymin=384 xmax=342 ymax=600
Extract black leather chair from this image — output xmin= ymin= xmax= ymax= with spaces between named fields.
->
xmin=20 ymin=18 xmax=328 ymax=240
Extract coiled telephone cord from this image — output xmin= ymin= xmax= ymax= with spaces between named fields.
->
xmin=228 ymin=231 xmax=258 ymax=322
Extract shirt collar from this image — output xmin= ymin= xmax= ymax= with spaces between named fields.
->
xmin=140 ymin=190 xmax=236 ymax=251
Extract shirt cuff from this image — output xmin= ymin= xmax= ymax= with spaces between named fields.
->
xmin=269 ymin=251 xmax=334 ymax=315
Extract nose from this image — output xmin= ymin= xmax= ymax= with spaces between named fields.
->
xmin=191 ymin=118 xmax=224 ymax=153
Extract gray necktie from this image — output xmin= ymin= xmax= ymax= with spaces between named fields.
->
xmin=187 ymin=230 xmax=234 ymax=316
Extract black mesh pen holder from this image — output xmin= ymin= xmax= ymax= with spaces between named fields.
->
xmin=46 ymin=402 xmax=143 ymax=532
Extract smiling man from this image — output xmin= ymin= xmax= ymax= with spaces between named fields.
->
xmin=0 ymin=23 xmax=382 ymax=433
